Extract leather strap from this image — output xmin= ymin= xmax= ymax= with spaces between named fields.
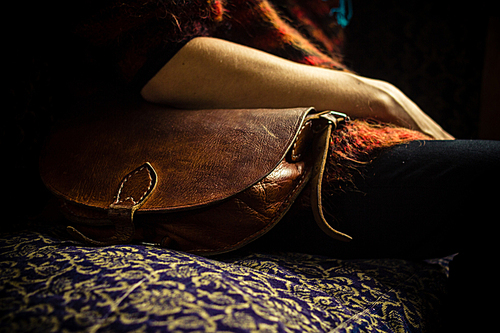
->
xmin=310 ymin=112 xmax=353 ymax=242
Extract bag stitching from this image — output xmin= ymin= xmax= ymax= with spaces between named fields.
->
xmin=114 ymin=165 xmax=154 ymax=206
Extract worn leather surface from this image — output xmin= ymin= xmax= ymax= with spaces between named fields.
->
xmin=40 ymin=98 xmax=312 ymax=212
xmin=139 ymin=158 xmax=311 ymax=255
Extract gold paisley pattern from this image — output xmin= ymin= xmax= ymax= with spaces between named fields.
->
xmin=0 ymin=230 xmax=451 ymax=332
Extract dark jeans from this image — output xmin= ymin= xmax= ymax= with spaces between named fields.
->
xmin=328 ymin=139 xmax=500 ymax=259
xmin=254 ymin=139 xmax=500 ymax=260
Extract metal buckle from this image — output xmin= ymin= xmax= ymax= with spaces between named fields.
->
xmin=320 ymin=111 xmax=350 ymax=130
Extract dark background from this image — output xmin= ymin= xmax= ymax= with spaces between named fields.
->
xmin=4 ymin=1 xmax=499 ymax=227
xmin=344 ymin=1 xmax=497 ymax=140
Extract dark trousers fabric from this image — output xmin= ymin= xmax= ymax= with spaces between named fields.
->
xmin=255 ymin=139 xmax=500 ymax=260
xmin=327 ymin=139 xmax=500 ymax=260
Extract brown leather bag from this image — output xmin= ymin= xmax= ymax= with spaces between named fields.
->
xmin=39 ymin=96 xmax=352 ymax=255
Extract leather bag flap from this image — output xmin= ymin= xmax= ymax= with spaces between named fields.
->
xmin=40 ymin=98 xmax=314 ymax=213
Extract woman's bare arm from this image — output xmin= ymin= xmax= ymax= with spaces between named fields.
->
xmin=141 ymin=37 xmax=453 ymax=139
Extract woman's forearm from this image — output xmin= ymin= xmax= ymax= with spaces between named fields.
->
xmin=141 ymin=38 xmax=389 ymax=116
xmin=141 ymin=37 xmax=453 ymax=139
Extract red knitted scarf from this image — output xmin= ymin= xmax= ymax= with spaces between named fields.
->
xmin=77 ymin=0 xmax=431 ymax=190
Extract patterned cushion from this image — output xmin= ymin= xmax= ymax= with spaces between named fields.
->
xmin=0 ymin=229 xmax=451 ymax=332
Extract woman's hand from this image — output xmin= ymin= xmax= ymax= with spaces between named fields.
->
xmin=353 ymin=76 xmax=455 ymax=139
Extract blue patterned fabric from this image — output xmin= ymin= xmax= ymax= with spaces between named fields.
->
xmin=0 ymin=229 xmax=451 ymax=332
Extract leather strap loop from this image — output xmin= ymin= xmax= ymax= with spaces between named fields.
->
xmin=67 ymin=163 xmax=158 ymax=245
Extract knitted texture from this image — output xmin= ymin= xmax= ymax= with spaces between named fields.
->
xmin=76 ymin=0 xmax=349 ymax=80
xmin=76 ymin=0 xmax=431 ymax=189
xmin=325 ymin=119 xmax=430 ymax=193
